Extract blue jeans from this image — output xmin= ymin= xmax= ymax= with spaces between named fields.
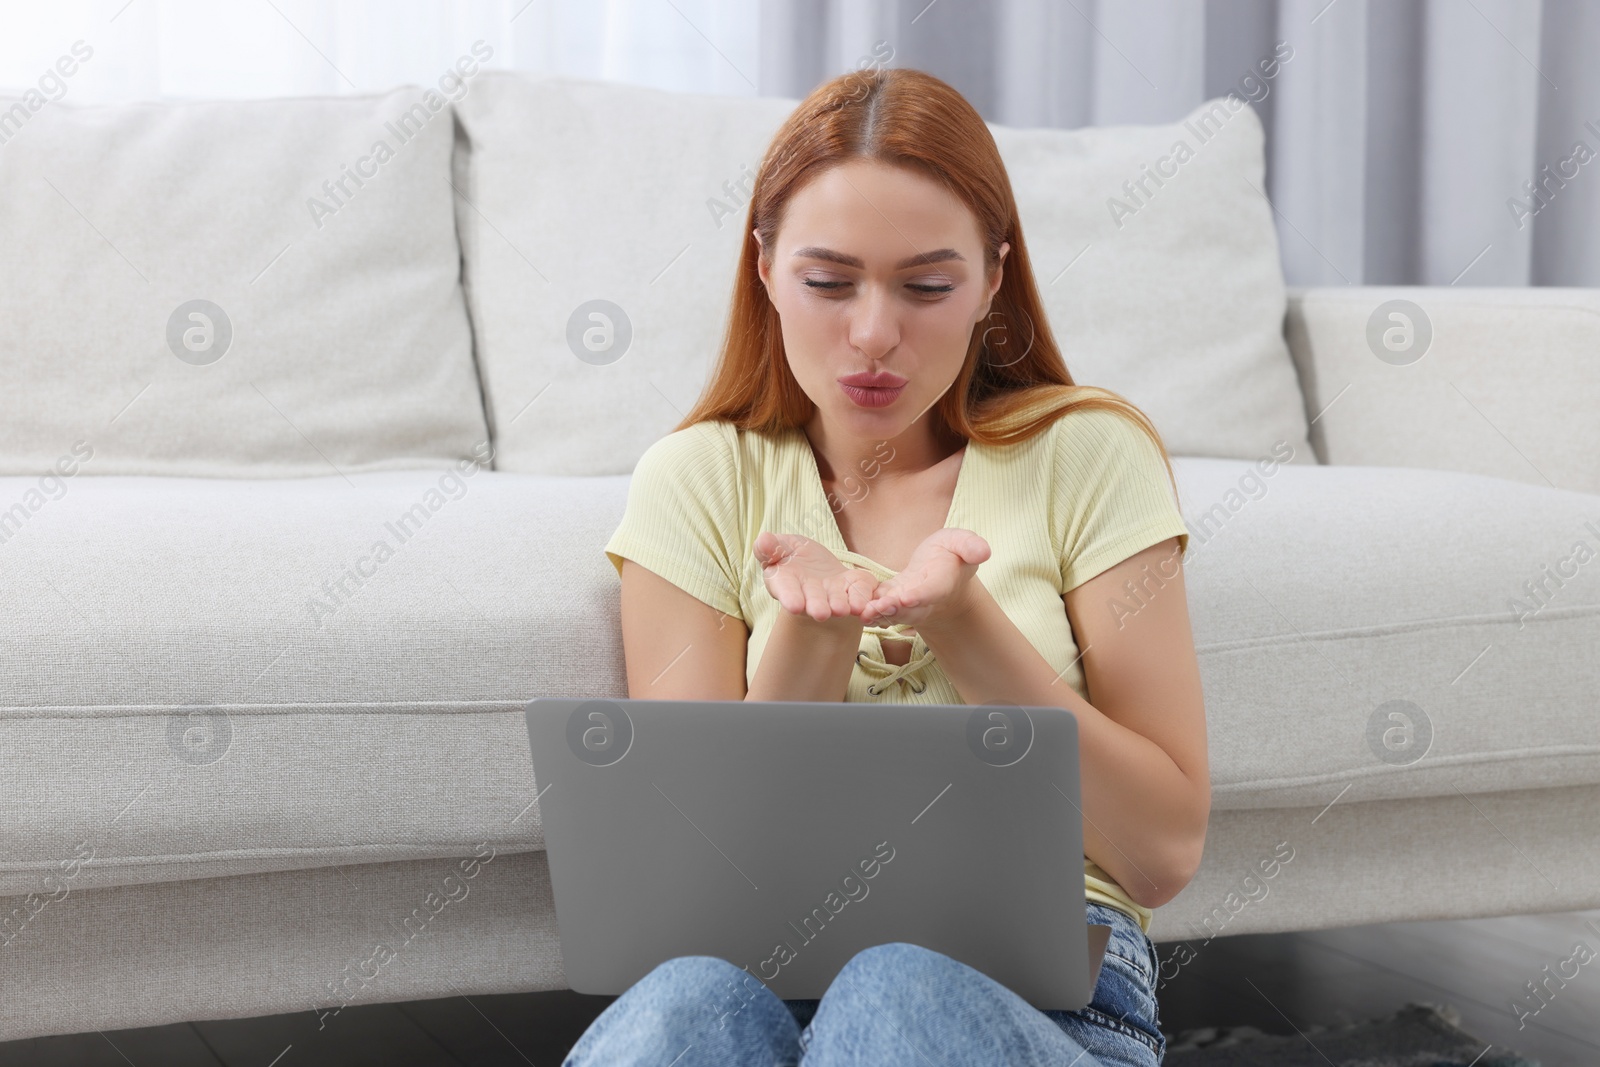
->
xmin=562 ymin=901 xmax=1166 ymax=1065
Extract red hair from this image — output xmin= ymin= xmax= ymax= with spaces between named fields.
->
xmin=676 ymin=66 xmax=1179 ymax=497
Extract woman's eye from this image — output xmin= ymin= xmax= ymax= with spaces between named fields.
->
xmin=800 ymin=278 xmax=955 ymax=296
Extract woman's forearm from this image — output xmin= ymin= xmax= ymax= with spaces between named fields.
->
xmin=746 ymin=609 xmax=863 ymax=703
xmin=914 ymin=578 xmax=1206 ymax=909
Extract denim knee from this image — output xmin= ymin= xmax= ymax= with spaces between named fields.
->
xmin=636 ymin=955 xmax=760 ymax=1005
xmin=837 ymin=941 xmax=948 ymax=981
xmin=640 ymin=954 xmax=748 ymax=988
xmin=827 ymin=941 xmax=968 ymax=1010
xmin=807 ymin=943 xmax=1039 ymax=1063
xmin=565 ymin=956 xmax=800 ymax=1066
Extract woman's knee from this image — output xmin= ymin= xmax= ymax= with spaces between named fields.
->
xmin=633 ymin=955 xmax=761 ymax=1008
xmin=836 ymin=941 xmax=955 ymax=985
xmin=826 ymin=941 xmax=983 ymax=1011
xmin=807 ymin=944 xmax=1032 ymax=1062
xmin=566 ymin=956 xmax=799 ymax=1065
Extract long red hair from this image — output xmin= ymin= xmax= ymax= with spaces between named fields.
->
xmin=676 ymin=66 xmax=1179 ymax=498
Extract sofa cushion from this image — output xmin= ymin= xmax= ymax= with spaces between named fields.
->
xmin=0 ymin=89 xmax=488 ymax=477
xmin=1287 ymin=285 xmax=1600 ymax=496
xmin=453 ymin=75 xmax=1312 ymax=476
xmin=2 ymin=462 xmax=1592 ymax=897
xmin=0 ymin=467 xmax=618 ymax=897
xmin=1173 ymin=457 xmax=1600 ymax=809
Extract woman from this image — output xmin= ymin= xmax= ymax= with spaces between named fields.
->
xmin=585 ymin=66 xmax=1208 ymax=1066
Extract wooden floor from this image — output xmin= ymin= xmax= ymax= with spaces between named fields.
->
xmin=3 ymin=908 xmax=1596 ymax=1066
xmin=1152 ymin=908 xmax=1600 ymax=1066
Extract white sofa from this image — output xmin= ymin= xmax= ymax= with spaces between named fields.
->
xmin=2 ymin=71 xmax=1597 ymax=1042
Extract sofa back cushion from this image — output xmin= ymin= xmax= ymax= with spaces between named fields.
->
xmin=0 ymin=88 xmax=489 ymax=477
xmin=453 ymin=74 xmax=1312 ymax=475
xmin=1287 ymin=286 xmax=1600 ymax=496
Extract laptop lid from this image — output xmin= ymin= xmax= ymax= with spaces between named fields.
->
xmin=524 ymin=697 xmax=1111 ymax=1010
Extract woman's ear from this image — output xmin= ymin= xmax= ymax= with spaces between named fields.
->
xmin=753 ymin=230 xmax=771 ymax=296
xmin=979 ymin=240 xmax=1010 ymax=319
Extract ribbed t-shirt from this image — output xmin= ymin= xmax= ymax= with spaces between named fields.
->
xmin=604 ymin=405 xmax=1192 ymax=934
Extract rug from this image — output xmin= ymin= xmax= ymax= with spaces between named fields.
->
xmin=1163 ymin=1001 xmax=1541 ymax=1066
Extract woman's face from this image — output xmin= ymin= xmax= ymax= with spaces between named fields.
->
xmin=756 ymin=158 xmax=1008 ymax=441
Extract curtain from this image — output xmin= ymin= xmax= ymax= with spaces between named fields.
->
xmin=760 ymin=0 xmax=1600 ymax=288
xmin=4 ymin=0 xmax=1593 ymax=286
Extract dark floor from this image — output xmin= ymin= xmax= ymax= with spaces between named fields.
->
xmin=3 ymin=908 xmax=1596 ymax=1066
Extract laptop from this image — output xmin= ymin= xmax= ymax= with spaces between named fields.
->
xmin=522 ymin=697 xmax=1112 ymax=1010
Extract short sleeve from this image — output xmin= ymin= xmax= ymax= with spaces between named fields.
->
xmin=1054 ymin=408 xmax=1190 ymax=592
xmin=604 ymin=421 xmax=745 ymax=620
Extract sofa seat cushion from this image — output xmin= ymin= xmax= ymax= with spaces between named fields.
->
xmin=1174 ymin=456 xmax=1600 ymax=809
xmin=2 ymin=460 xmax=1595 ymax=897
xmin=0 ymin=468 xmax=628 ymax=897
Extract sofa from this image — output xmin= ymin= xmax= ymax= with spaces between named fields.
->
xmin=2 ymin=67 xmax=1597 ymax=1042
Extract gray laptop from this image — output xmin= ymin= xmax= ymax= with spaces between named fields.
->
xmin=523 ymin=697 xmax=1111 ymax=1010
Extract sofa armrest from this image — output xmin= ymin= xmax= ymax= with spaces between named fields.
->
xmin=1285 ymin=286 xmax=1600 ymax=496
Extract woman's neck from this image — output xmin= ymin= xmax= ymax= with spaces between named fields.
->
xmin=803 ymin=413 xmax=963 ymax=488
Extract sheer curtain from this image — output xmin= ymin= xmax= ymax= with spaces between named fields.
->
xmin=760 ymin=0 xmax=1600 ymax=288
xmin=4 ymin=0 xmax=1594 ymax=286
xmin=0 ymin=0 xmax=761 ymax=102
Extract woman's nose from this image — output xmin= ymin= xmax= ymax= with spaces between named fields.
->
xmin=847 ymin=285 xmax=900 ymax=357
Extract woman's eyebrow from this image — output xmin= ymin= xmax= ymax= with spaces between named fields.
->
xmin=791 ymin=246 xmax=966 ymax=269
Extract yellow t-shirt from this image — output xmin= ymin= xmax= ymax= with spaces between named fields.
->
xmin=604 ymin=406 xmax=1192 ymax=934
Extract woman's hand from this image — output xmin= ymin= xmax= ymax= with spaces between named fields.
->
xmin=754 ymin=531 xmax=879 ymax=627
xmin=860 ymin=528 xmax=991 ymax=629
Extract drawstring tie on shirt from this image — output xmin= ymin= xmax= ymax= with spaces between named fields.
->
xmin=856 ymin=624 xmax=936 ymax=695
